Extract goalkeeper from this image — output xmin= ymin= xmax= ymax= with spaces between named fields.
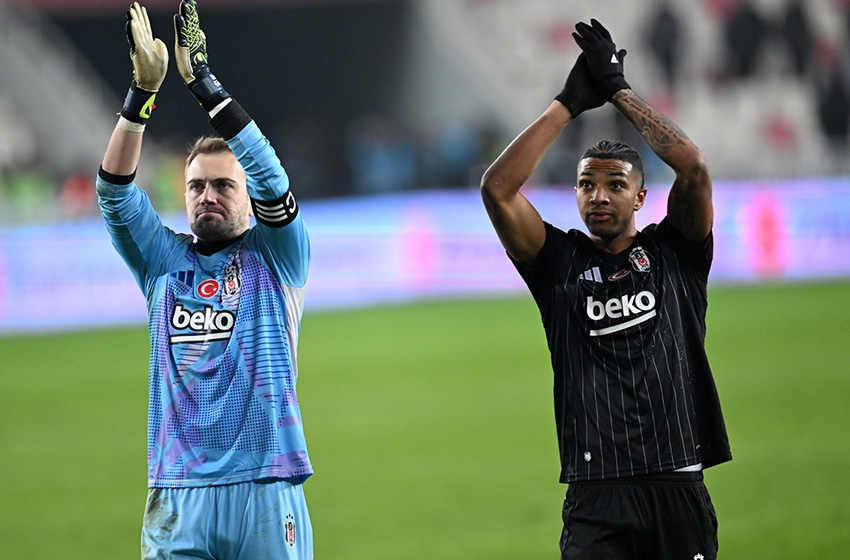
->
xmin=98 ymin=2 xmax=313 ymax=558
xmin=481 ymin=18 xmax=731 ymax=560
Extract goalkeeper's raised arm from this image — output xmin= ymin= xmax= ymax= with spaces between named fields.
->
xmin=171 ymin=0 xmax=308 ymax=283
xmin=100 ymin=2 xmax=167 ymax=178
xmin=173 ymin=0 xmax=301 ymax=229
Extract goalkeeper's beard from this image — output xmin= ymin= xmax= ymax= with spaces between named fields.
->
xmin=190 ymin=205 xmax=249 ymax=243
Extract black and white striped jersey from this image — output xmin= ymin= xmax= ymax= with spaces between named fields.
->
xmin=512 ymin=218 xmax=731 ymax=483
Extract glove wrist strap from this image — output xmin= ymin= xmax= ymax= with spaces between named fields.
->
xmin=187 ymin=70 xmax=231 ymax=112
xmin=121 ymin=81 xmax=157 ymax=124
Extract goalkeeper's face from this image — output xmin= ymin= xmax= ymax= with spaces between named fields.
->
xmin=185 ymin=151 xmax=252 ymax=242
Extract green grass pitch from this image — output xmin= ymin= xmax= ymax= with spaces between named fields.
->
xmin=1 ymin=281 xmax=848 ymax=559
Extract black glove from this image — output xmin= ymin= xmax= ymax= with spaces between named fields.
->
xmin=572 ymin=19 xmax=629 ymax=100
xmin=173 ymin=0 xmax=230 ymax=111
xmin=554 ymin=53 xmax=606 ymax=118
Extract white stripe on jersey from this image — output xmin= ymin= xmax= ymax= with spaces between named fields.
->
xmin=589 ymin=309 xmax=657 ymax=336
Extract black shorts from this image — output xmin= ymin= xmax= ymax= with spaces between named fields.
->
xmin=560 ymin=471 xmax=718 ymax=560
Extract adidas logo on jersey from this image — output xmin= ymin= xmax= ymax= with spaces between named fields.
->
xmin=585 ymin=290 xmax=657 ymax=336
xmin=580 ymin=266 xmax=603 ymax=283
xmin=170 ymin=303 xmax=235 ymax=344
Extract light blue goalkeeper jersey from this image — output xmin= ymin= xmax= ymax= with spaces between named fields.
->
xmin=97 ymin=121 xmax=312 ymax=488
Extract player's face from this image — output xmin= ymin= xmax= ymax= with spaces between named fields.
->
xmin=575 ymin=157 xmax=646 ymax=247
xmin=185 ymin=151 xmax=252 ymax=243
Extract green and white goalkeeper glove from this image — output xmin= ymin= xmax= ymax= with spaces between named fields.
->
xmin=173 ymin=0 xmax=230 ymax=111
xmin=122 ymin=2 xmax=168 ymax=124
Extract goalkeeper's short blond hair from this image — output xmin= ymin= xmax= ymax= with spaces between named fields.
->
xmin=185 ymin=136 xmax=231 ymax=169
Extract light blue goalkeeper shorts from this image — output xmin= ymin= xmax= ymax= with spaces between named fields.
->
xmin=141 ymin=479 xmax=312 ymax=560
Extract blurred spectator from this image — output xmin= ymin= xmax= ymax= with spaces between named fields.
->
xmin=433 ymin=123 xmax=482 ymax=187
xmin=275 ymin=118 xmax=342 ymax=199
xmin=644 ymin=1 xmax=683 ymax=92
xmin=838 ymin=1 xmax=850 ymax=94
xmin=723 ymin=0 xmax=769 ymax=79
xmin=545 ymin=18 xmax=578 ymax=51
xmin=346 ymin=116 xmax=417 ymax=194
xmin=60 ymin=171 xmax=97 ymax=218
xmin=2 ymin=168 xmax=55 ymax=224
xmin=779 ymin=0 xmax=812 ymax=78
xmin=816 ymin=65 xmax=850 ymax=151
xmin=0 ymin=95 xmax=38 ymax=171
xmin=703 ymin=0 xmax=739 ymax=20
xmin=467 ymin=123 xmax=508 ymax=188
xmin=150 ymin=154 xmax=187 ymax=212
xmin=761 ymin=113 xmax=797 ymax=153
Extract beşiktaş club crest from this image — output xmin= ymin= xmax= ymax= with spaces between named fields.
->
xmin=285 ymin=514 xmax=296 ymax=547
xmin=629 ymin=246 xmax=651 ymax=272
xmin=223 ymin=264 xmax=241 ymax=296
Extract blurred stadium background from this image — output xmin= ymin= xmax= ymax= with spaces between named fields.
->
xmin=2 ymin=0 xmax=850 ymax=331
xmin=0 ymin=0 xmax=849 ymax=558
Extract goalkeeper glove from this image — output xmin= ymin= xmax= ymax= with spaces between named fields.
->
xmin=173 ymin=0 xmax=230 ymax=111
xmin=122 ymin=2 xmax=168 ymax=123
xmin=554 ymin=53 xmax=606 ymax=118
xmin=572 ymin=19 xmax=629 ymax=100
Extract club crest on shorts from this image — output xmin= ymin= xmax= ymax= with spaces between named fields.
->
xmin=629 ymin=246 xmax=651 ymax=273
xmin=285 ymin=514 xmax=296 ymax=547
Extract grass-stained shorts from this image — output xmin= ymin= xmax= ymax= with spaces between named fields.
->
xmin=142 ymin=479 xmax=312 ymax=560
xmin=560 ymin=471 xmax=718 ymax=560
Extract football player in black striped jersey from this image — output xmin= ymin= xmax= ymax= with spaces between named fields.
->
xmin=481 ymin=18 xmax=730 ymax=560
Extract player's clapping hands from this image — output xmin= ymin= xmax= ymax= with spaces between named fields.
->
xmin=571 ymin=19 xmax=630 ymax=100
xmin=126 ymin=2 xmax=168 ymax=93
xmin=555 ymin=53 xmax=606 ymax=118
xmin=173 ymin=0 xmax=231 ymax=110
xmin=173 ymin=0 xmax=209 ymax=84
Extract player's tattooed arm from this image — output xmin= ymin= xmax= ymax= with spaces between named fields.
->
xmin=666 ymin=187 xmax=698 ymax=236
xmin=614 ymin=90 xmax=687 ymax=157
xmin=612 ymin=89 xmax=713 ymax=242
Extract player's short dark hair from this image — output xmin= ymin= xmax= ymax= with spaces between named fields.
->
xmin=580 ymin=140 xmax=645 ymax=188
xmin=185 ymin=136 xmax=231 ymax=169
